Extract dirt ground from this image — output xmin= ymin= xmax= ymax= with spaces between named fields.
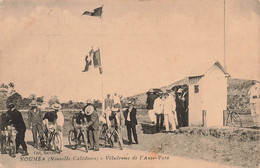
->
xmin=122 ymin=109 xmax=260 ymax=168
xmin=15 ymin=109 xmax=260 ymax=168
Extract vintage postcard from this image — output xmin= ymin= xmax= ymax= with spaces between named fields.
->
xmin=0 ymin=0 xmax=259 ymax=168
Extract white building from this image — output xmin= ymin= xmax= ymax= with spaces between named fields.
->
xmin=171 ymin=61 xmax=230 ymax=127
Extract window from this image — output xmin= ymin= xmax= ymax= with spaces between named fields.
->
xmin=194 ymin=85 xmax=199 ymax=93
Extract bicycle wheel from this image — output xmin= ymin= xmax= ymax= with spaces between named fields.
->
xmin=68 ymin=130 xmax=77 ymax=150
xmin=99 ymin=125 xmax=108 ymax=147
xmin=231 ymin=112 xmax=242 ymax=127
xmin=226 ymin=112 xmax=233 ymax=126
xmin=37 ymin=134 xmax=41 ymax=149
xmin=53 ymin=132 xmax=62 ymax=153
xmin=111 ymin=130 xmax=123 ymax=150
xmin=82 ymin=131 xmax=88 ymax=152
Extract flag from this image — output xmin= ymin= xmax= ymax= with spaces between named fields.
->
xmin=82 ymin=55 xmax=91 ymax=72
xmin=89 ymin=48 xmax=94 ymax=65
xmin=82 ymin=6 xmax=103 ymax=17
xmin=93 ymin=49 xmax=101 ymax=68
xmin=99 ymin=67 xmax=103 ymax=74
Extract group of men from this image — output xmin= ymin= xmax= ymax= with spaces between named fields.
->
xmin=0 ymin=96 xmax=139 ymax=158
xmin=147 ymin=88 xmax=186 ymax=132
xmin=0 ymin=101 xmax=65 ymax=157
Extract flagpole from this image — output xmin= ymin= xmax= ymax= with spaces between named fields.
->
xmin=224 ymin=0 xmax=226 ymax=70
xmin=100 ymin=5 xmax=104 ymax=113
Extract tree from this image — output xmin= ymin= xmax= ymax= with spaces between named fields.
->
xmin=8 ymin=82 xmax=14 ymax=88
xmin=28 ymin=94 xmax=37 ymax=100
xmin=48 ymin=96 xmax=60 ymax=107
xmin=20 ymin=98 xmax=31 ymax=109
xmin=6 ymin=92 xmax=23 ymax=108
xmin=36 ymin=96 xmax=44 ymax=103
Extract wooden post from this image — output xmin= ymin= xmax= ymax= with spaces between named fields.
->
xmin=202 ymin=110 xmax=207 ymax=127
xmin=223 ymin=110 xmax=228 ymax=126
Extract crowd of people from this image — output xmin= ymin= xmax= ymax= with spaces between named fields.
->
xmin=146 ymin=88 xmax=187 ymax=132
xmin=0 ymin=92 xmax=139 ymax=158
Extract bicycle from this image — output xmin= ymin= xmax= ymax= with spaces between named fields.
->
xmin=99 ymin=124 xmax=123 ymax=150
xmin=38 ymin=125 xmax=62 ymax=153
xmin=225 ymin=106 xmax=243 ymax=127
xmin=1 ymin=126 xmax=17 ymax=156
xmin=68 ymin=125 xmax=88 ymax=152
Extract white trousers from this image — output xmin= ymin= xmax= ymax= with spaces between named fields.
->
xmin=148 ymin=110 xmax=156 ymax=123
xmin=251 ymin=103 xmax=260 ymax=127
xmin=164 ymin=112 xmax=176 ymax=131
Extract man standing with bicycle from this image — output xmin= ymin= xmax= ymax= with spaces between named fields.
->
xmin=28 ymin=100 xmax=43 ymax=149
xmin=6 ymin=103 xmax=28 ymax=156
xmin=72 ymin=110 xmax=87 ymax=147
xmin=0 ymin=111 xmax=16 ymax=157
xmin=248 ymin=82 xmax=260 ymax=128
xmin=84 ymin=103 xmax=99 ymax=151
xmin=52 ymin=103 xmax=64 ymax=151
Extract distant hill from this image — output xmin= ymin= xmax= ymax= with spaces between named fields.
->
xmin=123 ymin=78 xmax=258 ymax=113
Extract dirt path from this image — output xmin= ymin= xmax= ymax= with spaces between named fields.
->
xmin=0 ymin=129 xmax=240 ymax=168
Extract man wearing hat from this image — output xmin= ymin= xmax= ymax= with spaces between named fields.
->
xmin=176 ymin=88 xmax=184 ymax=127
xmin=123 ymin=101 xmax=138 ymax=144
xmin=28 ymin=100 xmax=43 ymax=148
xmin=105 ymin=94 xmax=113 ymax=110
xmin=52 ymin=103 xmax=64 ymax=151
xmin=248 ymin=82 xmax=260 ymax=127
xmin=6 ymin=103 xmax=28 ymax=156
xmin=153 ymin=92 xmax=164 ymax=132
xmin=146 ymin=89 xmax=158 ymax=124
xmin=0 ymin=110 xmax=16 ymax=157
xmin=84 ymin=104 xmax=99 ymax=151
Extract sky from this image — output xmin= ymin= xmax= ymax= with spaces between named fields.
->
xmin=0 ymin=0 xmax=259 ymax=102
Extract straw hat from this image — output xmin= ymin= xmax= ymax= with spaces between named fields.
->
xmin=177 ymin=88 xmax=183 ymax=93
xmin=29 ymin=100 xmax=38 ymax=107
xmin=148 ymin=88 xmax=154 ymax=93
xmin=127 ymin=100 xmax=134 ymax=106
xmin=51 ymin=103 xmax=62 ymax=110
xmin=86 ymin=99 xmax=93 ymax=104
xmin=111 ymin=107 xmax=119 ymax=112
xmin=85 ymin=105 xmax=94 ymax=115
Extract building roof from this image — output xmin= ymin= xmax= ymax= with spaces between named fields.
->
xmin=185 ymin=61 xmax=230 ymax=78
xmin=170 ymin=61 xmax=230 ymax=87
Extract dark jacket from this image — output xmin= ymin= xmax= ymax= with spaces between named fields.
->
xmin=146 ymin=93 xmax=158 ymax=110
xmin=0 ymin=112 xmax=12 ymax=131
xmin=86 ymin=111 xmax=99 ymax=131
xmin=6 ymin=109 xmax=26 ymax=130
xmin=43 ymin=111 xmax=57 ymax=123
xmin=124 ymin=108 xmax=137 ymax=126
xmin=28 ymin=107 xmax=43 ymax=127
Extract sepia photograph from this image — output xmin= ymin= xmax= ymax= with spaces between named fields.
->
xmin=0 ymin=0 xmax=259 ymax=168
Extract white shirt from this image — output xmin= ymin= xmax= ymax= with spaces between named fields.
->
xmin=249 ymin=84 xmax=260 ymax=104
xmin=127 ymin=108 xmax=132 ymax=121
xmin=163 ymin=96 xmax=176 ymax=115
xmin=153 ymin=98 xmax=163 ymax=114
xmin=113 ymin=96 xmax=121 ymax=105
xmin=56 ymin=111 xmax=64 ymax=127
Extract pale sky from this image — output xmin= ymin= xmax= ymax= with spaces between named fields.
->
xmin=0 ymin=0 xmax=259 ymax=102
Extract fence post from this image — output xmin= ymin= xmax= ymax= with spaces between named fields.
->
xmin=223 ymin=110 xmax=228 ymax=126
xmin=202 ymin=110 xmax=207 ymax=127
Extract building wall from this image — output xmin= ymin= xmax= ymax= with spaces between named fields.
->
xmin=189 ymin=64 xmax=228 ymax=127
xmin=189 ymin=79 xmax=203 ymax=126
xmin=200 ymin=64 xmax=227 ymax=126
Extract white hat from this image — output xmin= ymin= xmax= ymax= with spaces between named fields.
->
xmin=111 ymin=107 xmax=119 ymax=112
xmin=177 ymin=88 xmax=183 ymax=93
xmin=86 ymin=99 xmax=93 ymax=104
xmin=52 ymin=103 xmax=62 ymax=110
xmin=29 ymin=100 xmax=38 ymax=107
xmin=85 ymin=105 xmax=94 ymax=115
